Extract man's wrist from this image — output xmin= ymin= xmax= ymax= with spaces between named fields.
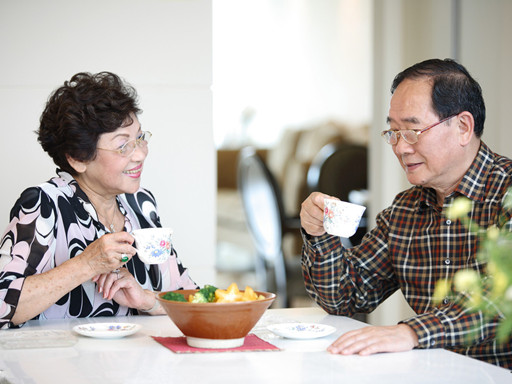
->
xmin=397 ymin=323 xmax=419 ymax=348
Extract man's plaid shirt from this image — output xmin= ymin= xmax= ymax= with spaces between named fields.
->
xmin=302 ymin=142 xmax=512 ymax=368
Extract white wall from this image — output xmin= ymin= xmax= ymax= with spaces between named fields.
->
xmin=0 ymin=0 xmax=215 ymax=285
xmin=459 ymin=0 xmax=512 ymax=160
xmin=213 ymin=0 xmax=373 ymax=148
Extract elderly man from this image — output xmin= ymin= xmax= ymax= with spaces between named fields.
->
xmin=300 ymin=58 xmax=512 ymax=368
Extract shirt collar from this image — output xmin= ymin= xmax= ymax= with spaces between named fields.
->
xmin=453 ymin=141 xmax=493 ymax=202
xmin=418 ymin=141 xmax=492 ymax=210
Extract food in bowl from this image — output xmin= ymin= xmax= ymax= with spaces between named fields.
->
xmin=216 ymin=283 xmax=265 ymax=302
xmin=161 ymin=285 xmax=218 ymax=303
xmin=161 ymin=283 xmax=265 ymax=303
xmin=157 ymin=284 xmax=276 ymax=349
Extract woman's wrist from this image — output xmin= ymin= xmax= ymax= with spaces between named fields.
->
xmin=140 ymin=291 xmax=160 ymax=313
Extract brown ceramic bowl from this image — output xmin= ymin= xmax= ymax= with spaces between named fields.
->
xmin=157 ymin=289 xmax=276 ymax=348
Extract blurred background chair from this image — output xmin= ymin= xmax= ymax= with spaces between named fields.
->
xmin=307 ymin=142 xmax=368 ymax=246
xmin=306 ymin=141 xmax=369 ymax=322
xmin=237 ymin=146 xmax=306 ymax=308
xmin=216 ymin=122 xmax=369 ymax=307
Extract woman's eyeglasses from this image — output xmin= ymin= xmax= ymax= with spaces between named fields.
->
xmin=98 ymin=131 xmax=152 ymax=157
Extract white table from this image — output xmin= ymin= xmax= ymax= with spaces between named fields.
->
xmin=0 ymin=307 xmax=510 ymax=384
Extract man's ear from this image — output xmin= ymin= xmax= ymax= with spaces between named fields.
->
xmin=66 ymin=154 xmax=87 ymax=174
xmin=457 ymin=111 xmax=475 ymax=146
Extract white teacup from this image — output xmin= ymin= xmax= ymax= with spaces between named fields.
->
xmin=323 ymin=199 xmax=366 ymax=238
xmin=131 ymin=227 xmax=173 ymax=264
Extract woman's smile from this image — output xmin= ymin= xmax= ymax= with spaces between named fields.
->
xmin=123 ymin=164 xmax=143 ymax=178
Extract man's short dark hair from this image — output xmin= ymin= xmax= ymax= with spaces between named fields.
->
xmin=391 ymin=58 xmax=485 ymax=137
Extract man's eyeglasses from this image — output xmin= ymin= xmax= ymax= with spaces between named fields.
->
xmin=98 ymin=131 xmax=152 ymax=157
xmin=381 ymin=115 xmax=457 ymax=145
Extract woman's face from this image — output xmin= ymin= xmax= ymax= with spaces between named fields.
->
xmin=76 ymin=114 xmax=148 ymax=198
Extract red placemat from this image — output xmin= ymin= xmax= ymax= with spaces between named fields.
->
xmin=152 ymin=334 xmax=280 ymax=354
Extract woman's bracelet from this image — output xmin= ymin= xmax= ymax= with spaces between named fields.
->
xmin=141 ymin=292 xmax=160 ymax=313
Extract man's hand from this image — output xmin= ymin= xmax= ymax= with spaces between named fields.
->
xmin=300 ymin=192 xmax=336 ymax=236
xmin=327 ymin=324 xmax=419 ymax=355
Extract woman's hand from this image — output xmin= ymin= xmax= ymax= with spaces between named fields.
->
xmin=300 ymin=192 xmax=337 ymax=236
xmin=81 ymin=232 xmax=136 ymax=276
xmin=86 ymin=232 xmax=163 ymax=313
xmin=94 ymin=268 xmax=163 ymax=314
xmin=94 ymin=267 xmax=142 ymax=303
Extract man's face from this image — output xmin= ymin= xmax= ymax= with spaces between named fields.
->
xmin=387 ymin=78 xmax=462 ymax=192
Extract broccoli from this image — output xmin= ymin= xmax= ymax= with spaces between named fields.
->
xmin=189 ymin=285 xmax=218 ymax=303
xmin=161 ymin=291 xmax=187 ymax=302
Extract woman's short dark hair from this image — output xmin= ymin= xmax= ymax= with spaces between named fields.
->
xmin=37 ymin=72 xmax=142 ymax=174
xmin=391 ymin=58 xmax=485 ymax=137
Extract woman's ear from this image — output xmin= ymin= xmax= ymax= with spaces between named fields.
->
xmin=457 ymin=111 xmax=475 ymax=146
xmin=66 ymin=154 xmax=87 ymax=174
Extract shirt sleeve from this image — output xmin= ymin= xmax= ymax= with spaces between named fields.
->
xmin=401 ymin=285 xmax=503 ymax=350
xmin=301 ymin=206 xmax=400 ymax=316
xmin=0 ymin=187 xmax=55 ymax=329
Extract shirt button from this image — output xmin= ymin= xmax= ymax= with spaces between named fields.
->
xmin=443 ymin=298 xmax=449 ymax=305
xmin=445 ymin=259 xmax=451 ymax=265
xmin=446 ymin=220 xmax=452 ymax=225
xmin=431 ymin=340 xmax=436 ymax=346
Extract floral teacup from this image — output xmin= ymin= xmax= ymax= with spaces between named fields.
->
xmin=323 ymin=199 xmax=366 ymax=238
xmin=131 ymin=228 xmax=173 ymax=264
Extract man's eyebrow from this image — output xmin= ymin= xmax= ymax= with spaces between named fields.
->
xmin=386 ymin=116 xmax=421 ymax=125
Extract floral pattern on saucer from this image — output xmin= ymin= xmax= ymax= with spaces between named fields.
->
xmin=73 ymin=323 xmax=141 ymax=339
xmin=266 ymin=323 xmax=336 ymax=339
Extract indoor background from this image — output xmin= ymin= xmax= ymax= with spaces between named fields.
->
xmin=1 ymin=0 xmax=511 ymax=326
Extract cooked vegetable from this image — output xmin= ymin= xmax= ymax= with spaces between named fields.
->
xmin=215 ymin=282 xmax=244 ymax=303
xmin=163 ymin=283 xmax=264 ymax=304
xmin=241 ymin=286 xmax=265 ymax=301
xmin=161 ymin=291 xmax=187 ymax=302
xmin=188 ymin=284 xmax=218 ymax=303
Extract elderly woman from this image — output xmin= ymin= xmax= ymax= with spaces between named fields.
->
xmin=0 ymin=72 xmax=198 ymax=328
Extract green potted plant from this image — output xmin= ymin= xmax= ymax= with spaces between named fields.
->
xmin=434 ymin=194 xmax=512 ymax=342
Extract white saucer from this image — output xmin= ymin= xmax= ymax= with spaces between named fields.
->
xmin=266 ymin=323 xmax=336 ymax=339
xmin=73 ymin=323 xmax=141 ymax=339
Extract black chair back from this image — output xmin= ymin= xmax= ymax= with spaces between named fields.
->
xmin=307 ymin=142 xmax=368 ymax=245
xmin=237 ymin=147 xmax=288 ymax=306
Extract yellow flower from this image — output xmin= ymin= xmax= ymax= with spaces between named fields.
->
xmin=453 ymin=269 xmax=480 ymax=292
xmin=486 ymin=226 xmax=500 ymax=241
xmin=433 ymin=279 xmax=451 ymax=305
xmin=453 ymin=270 xmax=482 ymax=307
xmin=468 ymin=289 xmax=482 ymax=307
xmin=505 ymin=286 xmax=512 ymax=301
xmin=487 ymin=260 xmax=497 ymax=275
xmin=446 ymin=197 xmax=472 ymax=220
xmin=503 ymin=189 xmax=512 ymax=210
xmin=492 ymin=270 xmax=509 ymax=298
